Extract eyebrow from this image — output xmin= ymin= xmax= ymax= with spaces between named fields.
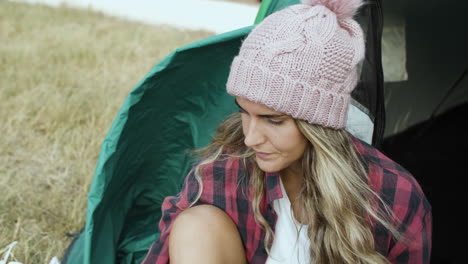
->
xmin=234 ymin=99 xmax=286 ymax=118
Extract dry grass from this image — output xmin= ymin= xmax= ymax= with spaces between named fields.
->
xmin=0 ymin=1 xmax=212 ymax=263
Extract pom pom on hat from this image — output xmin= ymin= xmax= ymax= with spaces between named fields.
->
xmin=301 ymin=0 xmax=363 ymax=19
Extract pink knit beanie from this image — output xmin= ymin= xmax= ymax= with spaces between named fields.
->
xmin=226 ymin=0 xmax=365 ymax=129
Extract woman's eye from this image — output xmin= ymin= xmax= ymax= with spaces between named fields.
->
xmin=268 ymin=119 xmax=283 ymax=125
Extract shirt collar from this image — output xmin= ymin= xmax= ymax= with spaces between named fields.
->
xmin=264 ymin=171 xmax=283 ymax=204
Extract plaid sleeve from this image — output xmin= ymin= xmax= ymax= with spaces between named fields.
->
xmin=353 ymin=138 xmax=432 ymax=264
xmin=387 ymin=185 xmax=432 ymax=264
xmin=375 ymin=157 xmax=432 ymax=264
xmin=141 ymin=167 xmax=200 ymax=264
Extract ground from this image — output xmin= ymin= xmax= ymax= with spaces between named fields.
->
xmin=0 ymin=1 xmax=212 ymax=262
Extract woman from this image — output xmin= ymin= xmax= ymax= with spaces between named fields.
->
xmin=142 ymin=0 xmax=432 ymax=263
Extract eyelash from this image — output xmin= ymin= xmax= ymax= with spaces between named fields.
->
xmin=239 ymin=110 xmax=283 ymax=125
xmin=268 ymin=119 xmax=283 ymax=125
xmin=268 ymin=119 xmax=283 ymax=126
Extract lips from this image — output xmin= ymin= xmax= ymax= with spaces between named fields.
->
xmin=255 ymin=151 xmax=271 ymax=159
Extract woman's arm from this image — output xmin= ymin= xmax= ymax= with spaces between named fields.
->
xmin=387 ymin=187 xmax=432 ymax=264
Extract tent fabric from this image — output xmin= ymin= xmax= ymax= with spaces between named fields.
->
xmin=382 ymin=0 xmax=468 ymax=137
xmin=353 ymin=0 xmax=386 ymax=147
xmin=382 ymin=102 xmax=467 ymax=264
xmin=381 ymin=1 xmax=468 ymax=262
xmin=64 ymin=26 xmax=253 ymax=264
xmin=62 ymin=1 xmax=385 ymax=263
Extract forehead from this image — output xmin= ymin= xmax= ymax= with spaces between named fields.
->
xmin=236 ymin=97 xmax=284 ymax=114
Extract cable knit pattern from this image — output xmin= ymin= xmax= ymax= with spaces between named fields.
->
xmin=226 ymin=1 xmax=365 ymax=129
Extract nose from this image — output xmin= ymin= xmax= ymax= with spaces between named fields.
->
xmin=243 ymin=119 xmax=266 ymax=147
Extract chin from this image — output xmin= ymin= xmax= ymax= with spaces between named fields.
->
xmin=255 ymin=158 xmax=283 ymax=173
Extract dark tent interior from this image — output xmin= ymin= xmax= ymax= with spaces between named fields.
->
xmin=381 ymin=0 xmax=467 ymax=263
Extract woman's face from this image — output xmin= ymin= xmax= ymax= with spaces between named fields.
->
xmin=236 ymin=97 xmax=308 ymax=174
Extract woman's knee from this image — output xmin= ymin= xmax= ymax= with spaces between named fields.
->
xmin=173 ymin=205 xmax=233 ymax=229
xmin=170 ymin=204 xmax=240 ymax=243
xmin=169 ymin=205 xmax=246 ymax=264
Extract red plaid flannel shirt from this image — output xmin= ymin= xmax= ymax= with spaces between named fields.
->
xmin=142 ymin=137 xmax=432 ymax=264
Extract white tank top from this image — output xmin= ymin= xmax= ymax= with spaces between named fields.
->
xmin=266 ymin=178 xmax=311 ymax=264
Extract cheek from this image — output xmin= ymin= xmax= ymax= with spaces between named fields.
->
xmin=292 ymin=137 xmax=308 ymax=158
xmin=270 ymin=126 xmax=307 ymax=157
xmin=259 ymin=133 xmax=306 ymax=172
xmin=282 ymin=137 xmax=307 ymax=158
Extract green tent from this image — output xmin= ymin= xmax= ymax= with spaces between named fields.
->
xmin=62 ymin=0 xmax=386 ymax=263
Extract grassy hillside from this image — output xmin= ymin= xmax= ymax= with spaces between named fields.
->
xmin=0 ymin=1 xmax=212 ymax=262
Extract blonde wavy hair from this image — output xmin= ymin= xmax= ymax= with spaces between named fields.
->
xmin=190 ymin=112 xmax=402 ymax=264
